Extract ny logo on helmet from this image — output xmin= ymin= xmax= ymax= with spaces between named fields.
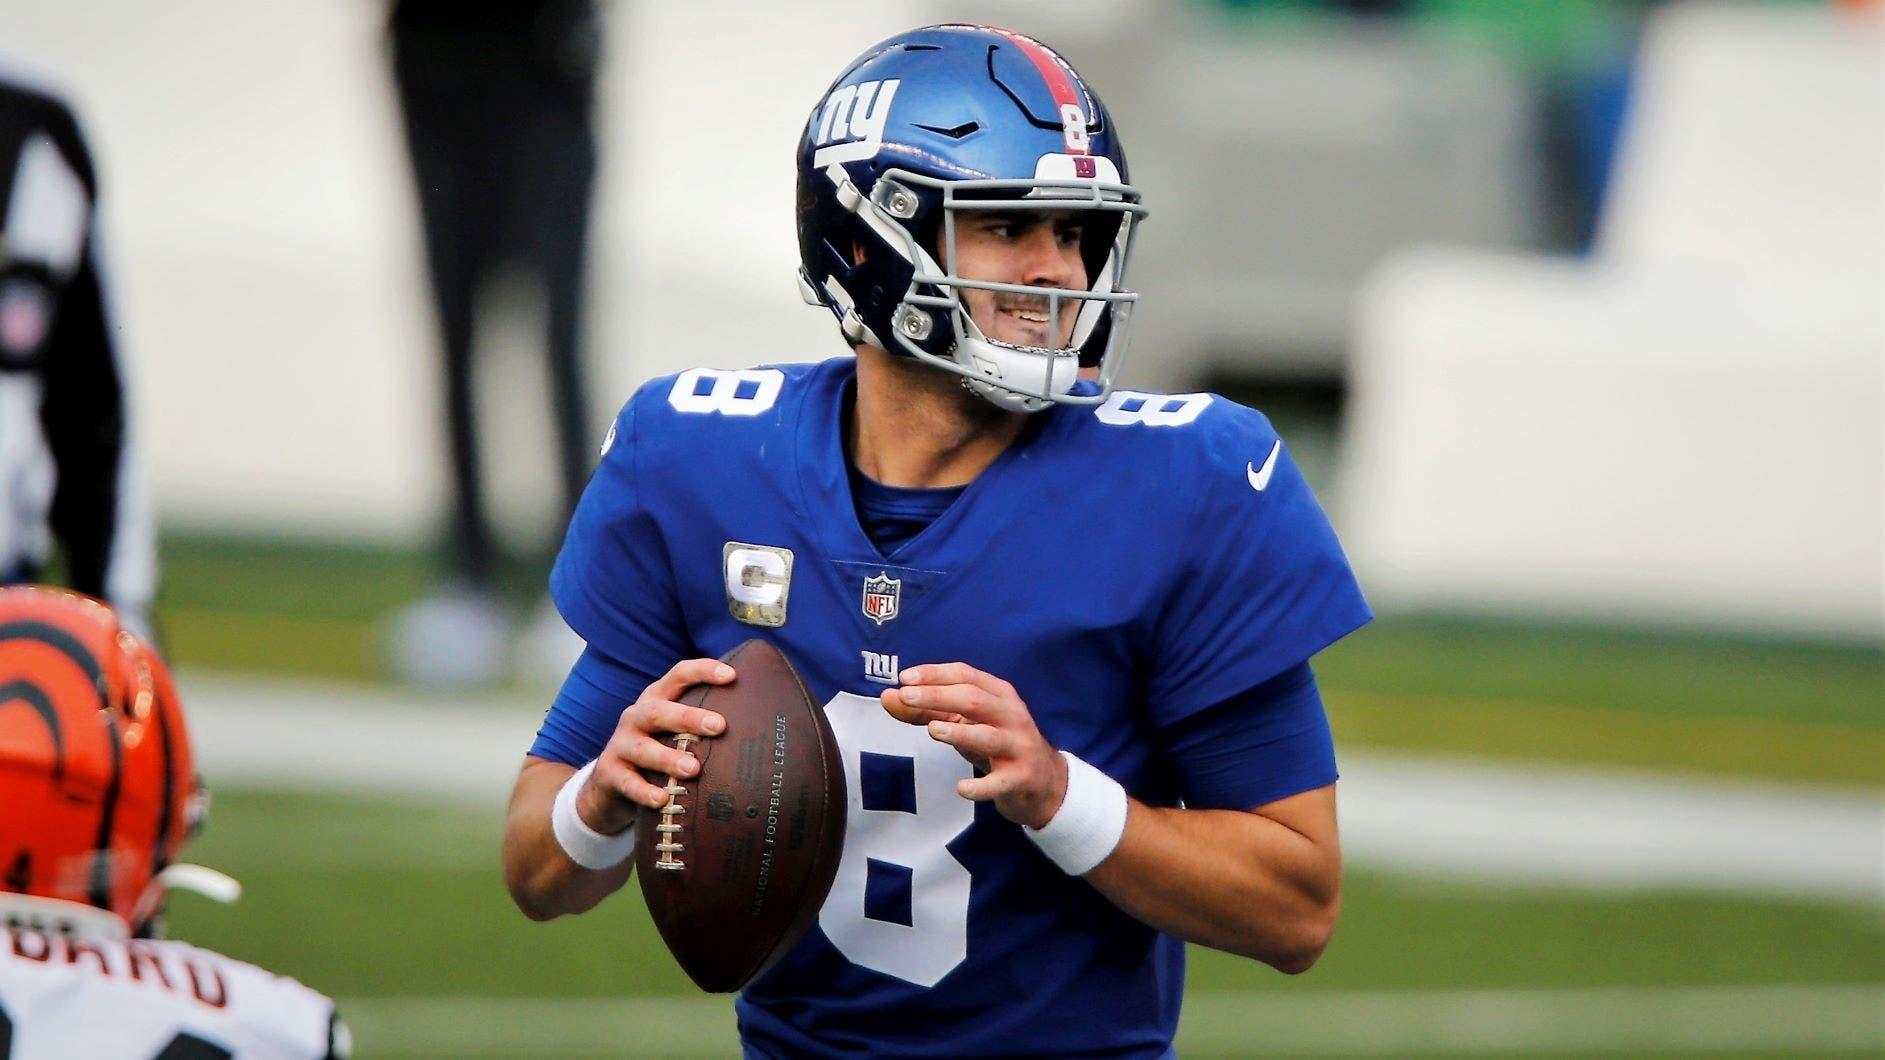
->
xmin=812 ymin=79 xmax=901 ymax=168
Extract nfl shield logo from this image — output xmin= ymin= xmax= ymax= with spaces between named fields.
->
xmin=861 ymin=573 xmax=901 ymax=625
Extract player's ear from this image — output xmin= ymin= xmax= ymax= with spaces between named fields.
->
xmin=850 ymin=240 xmax=867 ymax=267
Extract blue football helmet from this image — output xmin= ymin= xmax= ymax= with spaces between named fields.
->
xmin=795 ymin=24 xmax=1147 ymax=412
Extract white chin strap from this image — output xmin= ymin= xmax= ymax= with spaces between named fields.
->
xmin=153 ymin=864 xmax=243 ymax=905
xmin=954 ymin=335 xmax=1081 ymax=413
xmin=128 ymin=863 xmax=244 ymax=932
xmin=0 ymin=866 xmax=241 ymax=944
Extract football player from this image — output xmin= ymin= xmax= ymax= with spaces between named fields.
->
xmin=0 ymin=66 xmax=156 ymax=642
xmin=503 ymin=24 xmax=1370 ymax=1057
xmin=0 ymin=586 xmax=349 ymax=1059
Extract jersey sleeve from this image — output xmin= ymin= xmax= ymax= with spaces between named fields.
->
xmin=547 ymin=391 xmax=692 ymax=700
xmin=530 ymin=644 xmax=658 ymax=765
xmin=1144 ymin=410 xmax=1371 ymax=727
xmin=1158 ymin=662 xmax=1338 ymax=810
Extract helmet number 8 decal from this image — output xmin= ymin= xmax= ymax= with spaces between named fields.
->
xmin=818 ymin=691 xmax=973 ymax=988
xmin=666 ymin=368 xmax=784 ymax=417
xmin=1059 ymin=103 xmax=1089 ymax=153
xmin=1094 ymin=390 xmax=1212 ymax=427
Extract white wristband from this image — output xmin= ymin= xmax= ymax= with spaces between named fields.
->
xmin=1023 ymin=751 xmax=1129 ymax=876
xmin=552 ymin=761 xmax=636 ymax=871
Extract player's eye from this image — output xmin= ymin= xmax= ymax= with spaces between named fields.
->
xmin=973 ymin=214 xmax=1029 ymax=240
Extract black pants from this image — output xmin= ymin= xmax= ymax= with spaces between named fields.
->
xmin=391 ymin=22 xmax=597 ymax=590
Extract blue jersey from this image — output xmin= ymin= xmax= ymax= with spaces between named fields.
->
xmin=538 ymin=357 xmax=1369 ymax=1057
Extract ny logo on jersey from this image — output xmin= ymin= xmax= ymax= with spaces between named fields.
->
xmin=812 ymin=79 xmax=900 ymax=168
xmin=861 ymin=573 xmax=901 ymax=626
xmin=724 ymin=542 xmax=794 ymax=627
xmin=861 ymin=650 xmax=900 ymax=685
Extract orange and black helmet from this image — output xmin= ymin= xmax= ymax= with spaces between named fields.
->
xmin=0 ymin=586 xmax=201 ymax=937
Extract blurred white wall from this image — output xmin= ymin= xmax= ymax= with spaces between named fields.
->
xmin=7 ymin=2 xmax=435 ymax=540
xmin=593 ymin=1 xmax=925 ymax=390
xmin=10 ymin=0 xmax=1551 ymax=548
xmin=950 ymin=0 xmax=1545 ymax=382
xmin=6 ymin=0 xmax=926 ymax=541
xmin=1340 ymin=2 xmax=1884 ymax=638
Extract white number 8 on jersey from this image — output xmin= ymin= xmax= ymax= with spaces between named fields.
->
xmin=1094 ymin=390 xmax=1211 ymax=427
xmin=666 ymin=368 xmax=784 ymax=416
xmin=818 ymin=692 xmax=974 ymax=988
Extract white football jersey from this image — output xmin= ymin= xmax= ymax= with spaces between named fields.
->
xmin=0 ymin=928 xmax=347 ymax=1059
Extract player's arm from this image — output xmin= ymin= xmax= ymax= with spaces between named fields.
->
xmin=502 ymin=758 xmax=633 ymax=919
xmin=502 ymin=658 xmax=730 ymax=920
xmin=1084 ymin=786 xmax=1338 ymax=974
xmin=885 ymin=663 xmax=1340 ymax=974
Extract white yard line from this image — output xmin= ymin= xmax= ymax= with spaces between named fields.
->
xmin=182 ymin=673 xmax=1885 ymax=903
xmin=333 ymin=986 xmax=1885 ymax=1056
xmin=1336 ymin=753 xmax=1884 ymax=902
xmin=185 ymin=674 xmax=533 ymax=806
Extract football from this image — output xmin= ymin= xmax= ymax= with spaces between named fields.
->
xmin=636 ymin=638 xmax=846 ymax=992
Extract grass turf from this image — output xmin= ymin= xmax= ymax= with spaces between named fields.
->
xmin=153 ymin=531 xmax=1883 ymax=787
xmin=141 ymin=532 xmax=1882 ymax=1056
xmin=169 ymin=788 xmax=1883 ymax=1004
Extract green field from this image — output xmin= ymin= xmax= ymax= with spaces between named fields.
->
xmin=170 ymin=788 xmax=1883 ymax=1058
xmin=155 ymin=531 xmax=1883 ymax=788
xmin=149 ymin=531 xmax=1883 ymax=1056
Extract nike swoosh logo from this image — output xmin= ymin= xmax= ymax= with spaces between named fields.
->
xmin=1246 ymin=441 xmax=1283 ymax=492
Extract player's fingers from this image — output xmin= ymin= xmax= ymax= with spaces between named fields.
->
xmin=897 ymin=681 xmax=1004 ymax=722
xmin=955 ymin=773 xmax=1007 ymax=802
xmin=902 ymin=663 xmax=1018 ymax=702
xmin=609 ymin=731 xmax=701 ymax=783
xmin=898 ymin=661 xmax=994 ymax=690
xmin=879 ymin=687 xmax=926 ymax=725
xmin=644 ymin=657 xmax=736 ymax=702
xmin=880 ymin=687 xmax=966 ymax=726
xmin=592 ymin=755 xmax=675 ymax=810
xmin=638 ymin=697 xmax=727 ymax=738
xmin=927 ymin=720 xmax=1009 ymax=762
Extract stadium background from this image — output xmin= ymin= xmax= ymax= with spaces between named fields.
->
xmin=10 ymin=0 xmax=1880 ymax=1056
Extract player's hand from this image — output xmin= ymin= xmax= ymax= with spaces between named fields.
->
xmin=578 ymin=658 xmax=731 ymax=834
xmin=881 ymin=663 xmax=1068 ymax=830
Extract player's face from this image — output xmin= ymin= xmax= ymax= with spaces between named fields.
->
xmin=946 ymin=210 xmax=1088 ymax=350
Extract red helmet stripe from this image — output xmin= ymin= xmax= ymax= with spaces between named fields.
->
xmin=984 ymin=27 xmax=1090 ymax=155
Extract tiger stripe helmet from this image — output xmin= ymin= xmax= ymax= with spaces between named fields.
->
xmin=0 ymin=586 xmax=201 ymax=937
